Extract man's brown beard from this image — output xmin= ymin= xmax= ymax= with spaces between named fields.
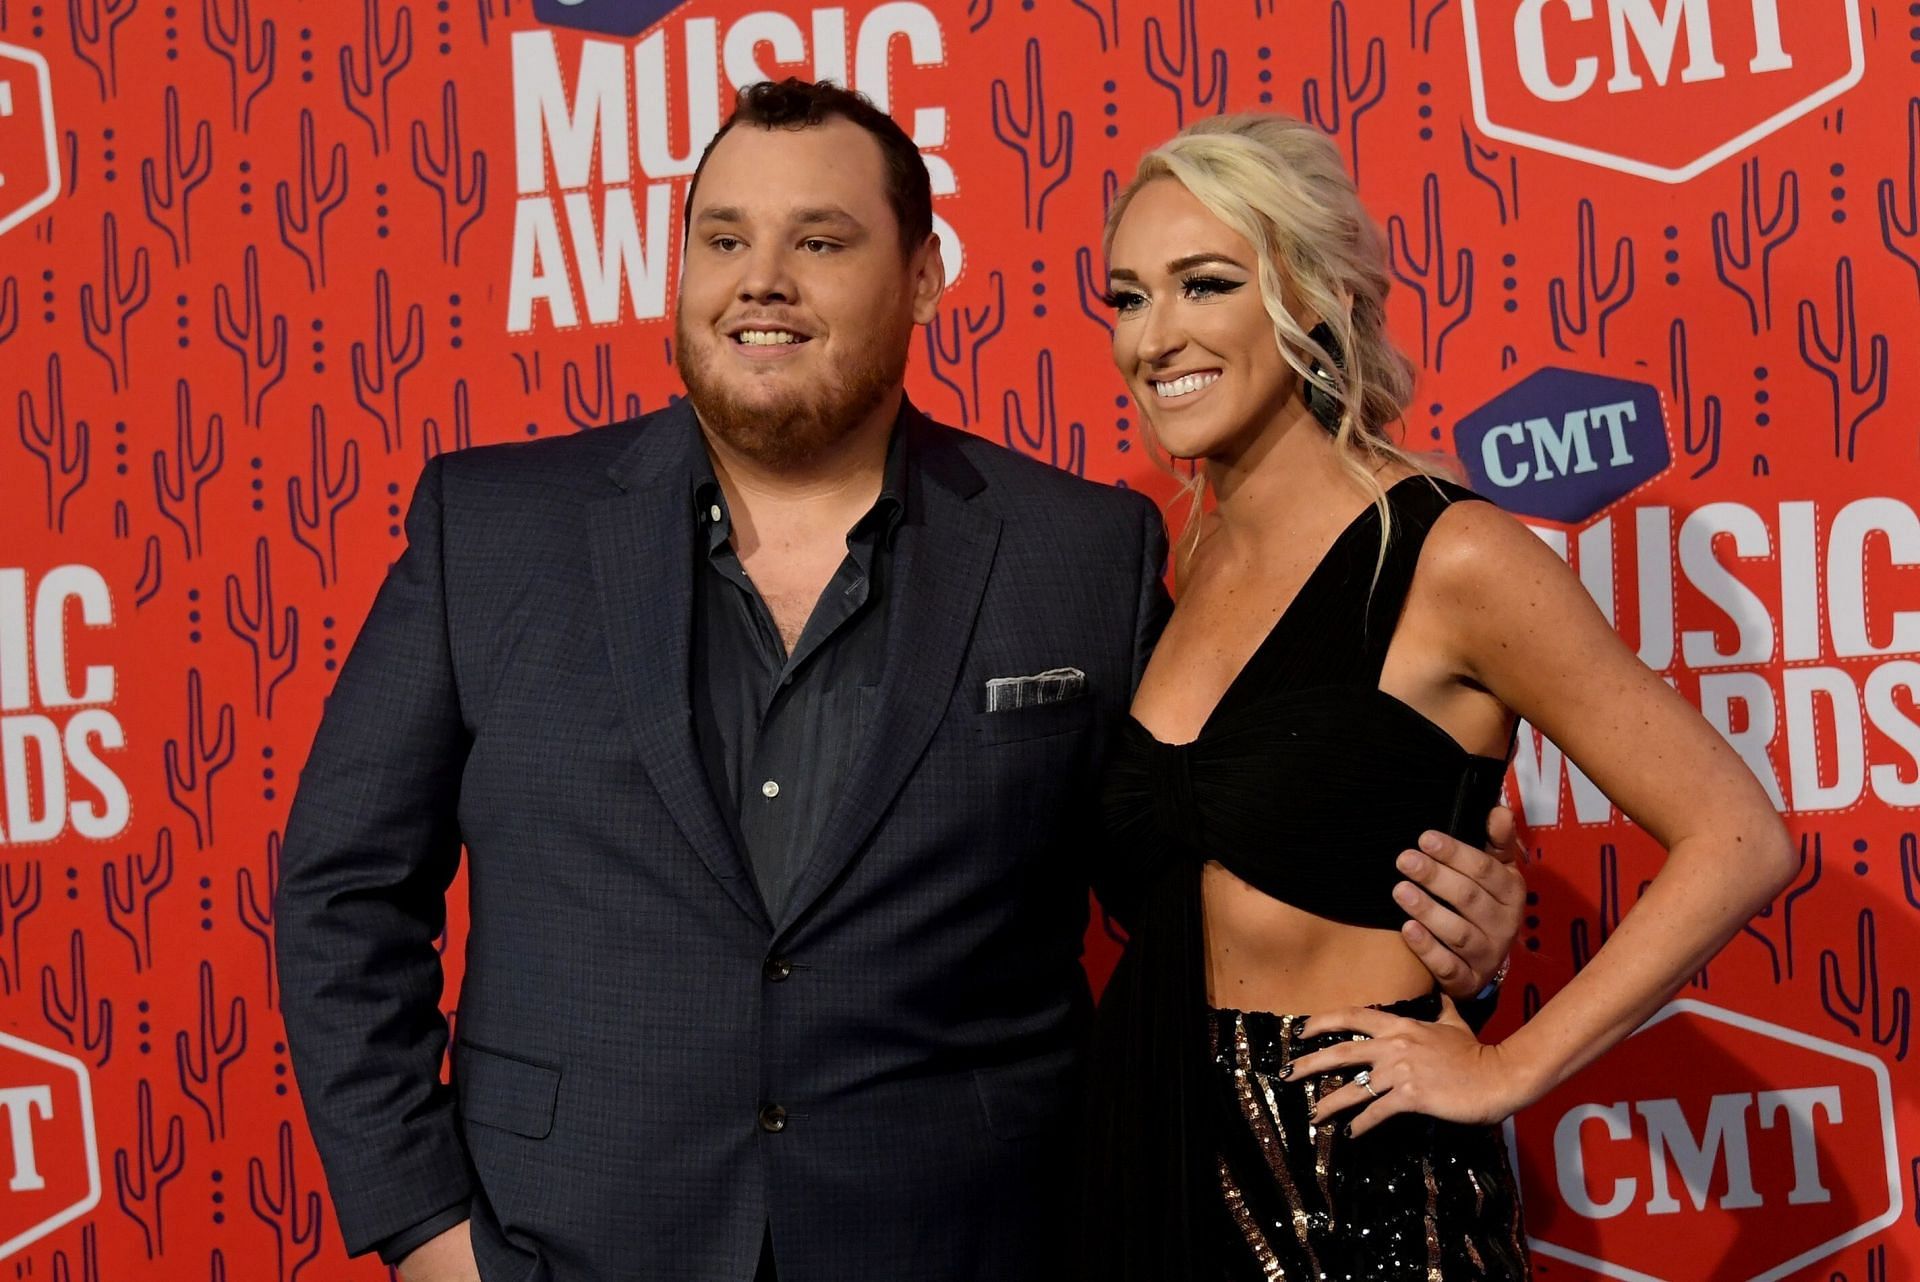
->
xmin=676 ymin=320 xmax=908 ymax=470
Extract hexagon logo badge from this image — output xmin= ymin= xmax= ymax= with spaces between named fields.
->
xmin=0 ymin=1031 xmax=100 ymax=1259
xmin=1453 ymin=366 xmax=1670 ymax=523
xmin=531 ymin=0 xmax=681 ymax=37
xmin=1506 ymin=1000 xmax=1901 ymax=1282
xmin=1460 ymin=0 xmax=1864 ymax=182
xmin=0 ymin=41 xmax=61 ymax=237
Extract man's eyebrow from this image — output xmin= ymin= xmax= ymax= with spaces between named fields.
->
xmin=690 ymin=206 xmax=867 ymax=231
xmin=791 ymin=207 xmax=866 ymax=231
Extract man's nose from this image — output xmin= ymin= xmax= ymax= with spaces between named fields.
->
xmin=737 ymin=244 xmax=797 ymax=304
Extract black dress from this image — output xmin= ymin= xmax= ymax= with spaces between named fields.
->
xmin=1085 ymin=476 xmax=1531 ymax=1281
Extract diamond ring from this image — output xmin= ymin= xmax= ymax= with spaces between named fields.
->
xmin=1355 ymin=1069 xmax=1379 ymax=1099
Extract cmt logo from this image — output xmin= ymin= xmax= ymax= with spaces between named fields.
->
xmin=1461 ymin=0 xmax=1864 ymax=181
xmin=0 ymin=1032 xmax=99 ymax=1260
xmin=0 ymin=42 xmax=60 ymax=237
xmin=1508 ymin=1001 xmax=1901 ymax=1282
xmin=1552 ymin=1088 xmax=1843 ymax=1219
xmin=532 ymin=0 xmax=680 ymax=38
xmin=1454 ymin=367 xmax=1669 ymax=523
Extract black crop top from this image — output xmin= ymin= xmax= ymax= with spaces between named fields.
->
xmin=1095 ymin=473 xmax=1511 ymax=933
xmin=1080 ymin=475 xmax=1516 ymax=1280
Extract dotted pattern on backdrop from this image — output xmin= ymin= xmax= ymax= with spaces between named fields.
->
xmin=0 ymin=1 xmax=1917 ymax=1278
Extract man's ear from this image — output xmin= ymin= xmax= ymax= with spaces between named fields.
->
xmin=911 ymin=233 xmax=947 ymax=325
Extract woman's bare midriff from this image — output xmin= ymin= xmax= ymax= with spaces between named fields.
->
xmin=1201 ymin=860 xmax=1433 ymax=1014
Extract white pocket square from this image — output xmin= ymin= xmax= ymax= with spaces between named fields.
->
xmin=984 ymin=667 xmax=1086 ymax=713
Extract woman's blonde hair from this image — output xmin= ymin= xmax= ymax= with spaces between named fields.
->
xmin=1105 ymin=113 xmax=1444 ymax=573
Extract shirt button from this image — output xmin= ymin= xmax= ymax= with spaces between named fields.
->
xmin=758 ymin=1104 xmax=787 ymax=1133
xmin=709 ymin=504 xmax=723 ymax=523
xmin=761 ymin=780 xmax=780 ymax=799
xmin=764 ymin=957 xmax=793 ymax=982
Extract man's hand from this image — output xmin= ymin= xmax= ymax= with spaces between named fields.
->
xmin=1393 ymin=805 xmax=1526 ymax=999
xmin=398 ymin=1221 xmax=480 ymax=1282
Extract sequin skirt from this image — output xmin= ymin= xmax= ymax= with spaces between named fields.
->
xmin=1205 ymin=993 xmax=1531 ymax=1281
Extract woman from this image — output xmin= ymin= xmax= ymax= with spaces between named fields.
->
xmin=1084 ymin=114 xmax=1795 ymax=1280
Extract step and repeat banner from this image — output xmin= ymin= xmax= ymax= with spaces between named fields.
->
xmin=1 ymin=0 xmax=1916 ymax=1278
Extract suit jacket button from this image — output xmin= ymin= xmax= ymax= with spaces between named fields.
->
xmin=758 ymin=1104 xmax=787 ymax=1133
xmin=763 ymin=957 xmax=793 ymax=982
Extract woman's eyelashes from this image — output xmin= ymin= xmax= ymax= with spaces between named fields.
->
xmin=1180 ymin=275 xmax=1242 ymax=299
xmin=1102 ymin=275 xmax=1245 ymax=312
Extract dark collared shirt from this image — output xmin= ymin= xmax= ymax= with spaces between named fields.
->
xmin=690 ymin=424 xmax=908 ymax=921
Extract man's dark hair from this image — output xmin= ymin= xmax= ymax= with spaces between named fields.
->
xmin=685 ymin=78 xmax=933 ymax=252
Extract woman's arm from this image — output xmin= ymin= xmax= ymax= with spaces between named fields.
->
xmin=1292 ymin=499 xmax=1796 ymax=1134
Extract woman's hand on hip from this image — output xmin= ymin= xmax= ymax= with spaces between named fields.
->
xmin=1287 ymin=1000 xmax=1540 ymax=1139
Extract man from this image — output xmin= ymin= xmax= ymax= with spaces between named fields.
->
xmin=277 ymin=80 xmax=1523 ymax=1282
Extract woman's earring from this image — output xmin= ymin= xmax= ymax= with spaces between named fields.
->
xmin=1302 ymin=320 xmax=1345 ymax=433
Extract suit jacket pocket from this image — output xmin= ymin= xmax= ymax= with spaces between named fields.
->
xmin=971 ymin=1048 xmax=1077 ymax=1140
xmin=973 ymin=694 xmax=1092 ymax=746
xmin=456 ymin=1041 xmax=561 ymax=1140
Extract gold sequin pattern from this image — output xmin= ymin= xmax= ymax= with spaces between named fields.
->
xmin=1219 ymin=1155 xmax=1287 ymax=1281
xmin=1204 ymin=994 xmax=1532 ymax=1280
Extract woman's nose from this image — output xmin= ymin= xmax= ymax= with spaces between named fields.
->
xmin=1135 ymin=297 xmax=1184 ymax=363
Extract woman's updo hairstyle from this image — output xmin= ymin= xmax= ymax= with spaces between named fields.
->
xmin=1106 ymin=114 xmax=1444 ymax=568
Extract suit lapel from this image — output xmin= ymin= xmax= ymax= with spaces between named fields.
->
xmin=778 ymin=418 xmax=1000 ymax=934
xmin=588 ymin=405 xmax=768 ymax=929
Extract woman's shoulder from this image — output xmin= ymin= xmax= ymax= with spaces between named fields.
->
xmin=1407 ymin=480 xmax=1577 ymax=614
xmin=1380 ymin=466 xmax=1482 ymax=517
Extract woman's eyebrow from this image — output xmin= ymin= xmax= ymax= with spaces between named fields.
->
xmin=1107 ymin=252 xmax=1249 ymax=282
xmin=1165 ymin=252 xmax=1246 ymax=273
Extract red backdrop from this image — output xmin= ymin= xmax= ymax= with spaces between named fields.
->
xmin=1 ymin=1 xmax=1916 ymax=1278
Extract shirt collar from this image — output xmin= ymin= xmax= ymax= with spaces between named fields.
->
xmin=690 ymin=404 xmax=912 ymax=552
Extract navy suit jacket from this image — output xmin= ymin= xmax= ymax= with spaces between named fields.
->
xmin=277 ymin=401 xmax=1170 ymax=1282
